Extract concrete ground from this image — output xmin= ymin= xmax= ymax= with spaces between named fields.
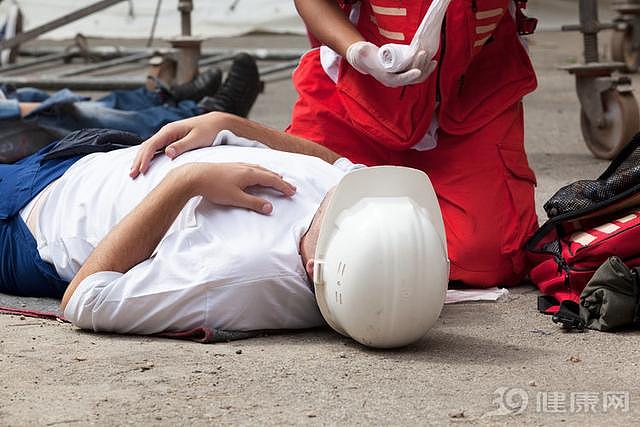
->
xmin=2 ymin=7 xmax=640 ymax=427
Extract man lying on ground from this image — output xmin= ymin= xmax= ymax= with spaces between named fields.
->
xmin=0 ymin=53 xmax=261 ymax=163
xmin=0 ymin=113 xmax=449 ymax=348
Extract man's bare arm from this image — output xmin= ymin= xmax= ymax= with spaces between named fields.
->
xmin=220 ymin=113 xmax=341 ymax=162
xmin=130 ymin=112 xmax=341 ymax=178
xmin=61 ymin=162 xmax=296 ymax=309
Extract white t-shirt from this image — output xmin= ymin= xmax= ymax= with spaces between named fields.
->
xmin=28 ymin=138 xmax=350 ymax=334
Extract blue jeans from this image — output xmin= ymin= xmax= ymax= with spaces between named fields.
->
xmin=0 ymin=86 xmax=202 ymax=139
xmin=0 ymin=142 xmax=81 ymax=298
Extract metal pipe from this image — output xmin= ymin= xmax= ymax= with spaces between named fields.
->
xmin=19 ymin=46 xmax=126 ymax=58
xmin=178 ymin=0 xmax=193 ymax=36
xmin=0 ymin=52 xmax=74 ymax=73
xmin=19 ymin=47 xmax=307 ymax=61
xmin=0 ymin=0 xmax=127 ymax=51
xmin=58 ymin=52 xmax=155 ymax=77
xmin=0 ymin=62 xmax=300 ymax=91
xmin=579 ymin=0 xmax=600 ymax=63
xmin=562 ymin=23 xmax=617 ymax=32
xmin=198 ymin=53 xmax=237 ymax=67
xmin=0 ymin=76 xmax=145 ymax=91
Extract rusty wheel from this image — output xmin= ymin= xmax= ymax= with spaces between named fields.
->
xmin=581 ymin=90 xmax=640 ymax=159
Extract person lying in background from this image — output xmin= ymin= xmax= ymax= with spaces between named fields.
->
xmin=0 ymin=53 xmax=261 ymax=163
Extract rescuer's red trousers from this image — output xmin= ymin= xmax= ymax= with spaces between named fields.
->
xmin=286 ymin=50 xmax=538 ymax=287
xmin=405 ymin=103 xmax=539 ymax=287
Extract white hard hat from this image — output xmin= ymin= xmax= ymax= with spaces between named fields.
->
xmin=313 ymin=166 xmax=449 ymax=349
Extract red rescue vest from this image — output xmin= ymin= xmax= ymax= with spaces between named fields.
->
xmin=332 ymin=0 xmax=537 ymax=149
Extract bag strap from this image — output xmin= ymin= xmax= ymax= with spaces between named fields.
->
xmin=537 ymin=295 xmax=559 ymax=314
xmin=551 ymin=300 xmax=586 ymax=331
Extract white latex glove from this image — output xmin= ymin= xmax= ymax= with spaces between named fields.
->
xmin=346 ymin=41 xmax=432 ymax=88
xmin=379 ymin=43 xmax=438 ymax=77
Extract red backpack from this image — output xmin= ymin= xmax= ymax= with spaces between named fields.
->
xmin=527 ymin=134 xmax=640 ymax=323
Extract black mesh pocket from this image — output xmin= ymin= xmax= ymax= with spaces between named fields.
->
xmin=544 ymin=133 xmax=640 ymax=218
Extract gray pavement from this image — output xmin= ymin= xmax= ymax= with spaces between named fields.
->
xmin=2 ymin=4 xmax=640 ymax=425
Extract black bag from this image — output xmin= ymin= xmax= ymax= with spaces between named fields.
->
xmin=0 ymin=120 xmax=60 ymax=163
xmin=41 ymin=128 xmax=143 ymax=161
xmin=527 ymin=132 xmax=640 ymax=324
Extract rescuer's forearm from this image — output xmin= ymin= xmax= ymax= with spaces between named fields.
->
xmin=294 ymin=0 xmax=365 ymax=56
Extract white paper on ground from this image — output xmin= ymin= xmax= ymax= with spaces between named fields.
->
xmin=445 ymin=287 xmax=509 ymax=304
xmin=378 ymin=0 xmax=452 ymax=73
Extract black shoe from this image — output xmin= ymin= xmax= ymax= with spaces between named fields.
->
xmin=198 ymin=53 xmax=263 ymax=118
xmin=166 ymin=68 xmax=223 ymax=102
